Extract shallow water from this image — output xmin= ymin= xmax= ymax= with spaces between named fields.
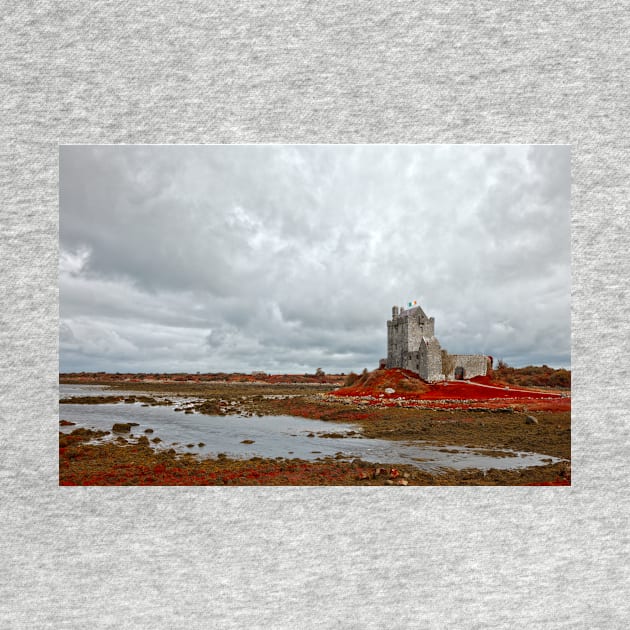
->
xmin=59 ymin=385 xmax=562 ymax=472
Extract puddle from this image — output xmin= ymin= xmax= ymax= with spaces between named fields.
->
xmin=59 ymin=385 xmax=563 ymax=472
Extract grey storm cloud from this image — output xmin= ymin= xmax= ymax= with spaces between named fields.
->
xmin=59 ymin=144 xmax=570 ymax=373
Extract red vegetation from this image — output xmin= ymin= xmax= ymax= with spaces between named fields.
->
xmin=332 ymin=369 xmax=570 ymax=413
xmin=59 ymin=438 xmax=384 ymax=486
xmin=337 ymin=368 xmax=431 ymax=396
xmin=59 ymin=459 xmax=366 ymax=486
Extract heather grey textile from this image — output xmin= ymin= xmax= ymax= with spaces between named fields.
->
xmin=1 ymin=2 xmax=628 ymax=628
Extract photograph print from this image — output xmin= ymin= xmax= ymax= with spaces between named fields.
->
xmin=59 ymin=144 xmax=571 ymax=486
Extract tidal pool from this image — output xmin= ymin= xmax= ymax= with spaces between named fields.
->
xmin=59 ymin=385 xmax=563 ymax=472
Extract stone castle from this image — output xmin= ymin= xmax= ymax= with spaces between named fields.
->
xmin=382 ymin=304 xmax=490 ymax=382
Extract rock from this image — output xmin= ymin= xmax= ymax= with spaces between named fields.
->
xmin=396 ymin=479 xmax=409 ymax=486
xmin=384 ymin=388 xmax=395 ymax=394
xmin=144 ymin=428 xmax=154 ymax=433
xmin=240 ymin=439 xmax=255 ymax=444
xmin=374 ymin=467 xmax=387 ymax=477
xmin=112 ymin=423 xmax=132 ymax=433
xmin=525 ymin=415 xmax=538 ymax=425
xmin=389 ymin=468 xmax=400 ymax=479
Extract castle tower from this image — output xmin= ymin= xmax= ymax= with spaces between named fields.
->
xmin=384 ymin=303 xmax=489 ymax=382
xmin=387 ymin=304 xmax=438 ymax=372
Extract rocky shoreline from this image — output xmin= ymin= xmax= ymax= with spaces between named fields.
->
xmin=59 ymin=377 xmax=570 ymax=486
xmin=59 ymin=426 xmax=570 ymax=486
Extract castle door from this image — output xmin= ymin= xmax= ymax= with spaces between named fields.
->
xmin=454 ymin=366 xmax=465 ymax=380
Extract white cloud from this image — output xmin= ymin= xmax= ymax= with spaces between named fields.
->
xmin=60 ymin=144 xmax=571 ymax=372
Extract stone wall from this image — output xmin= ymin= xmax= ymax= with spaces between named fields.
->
xmin=407 ymin=315 xmax=435 ymax=349
xmin=445 ymin=354 xmax=489 ymax=380
xmin=402 ymin=351 xmax=416 ymax=372
xmin=387 ymin=319 xmax=407 ymax=368
xmin=418 ymin=337 xmax=444 ymax=382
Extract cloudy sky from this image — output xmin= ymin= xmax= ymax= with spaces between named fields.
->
xmin=59 ymin=144 xmax=570 ymax=374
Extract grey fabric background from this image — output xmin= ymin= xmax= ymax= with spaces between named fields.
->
xmin=1 ymin=2 xmax=628 ymax=628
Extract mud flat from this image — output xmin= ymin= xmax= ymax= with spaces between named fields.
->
xmin=59 ymin=376 xmax=570 ymax=486
xmin=59 ymin=428 xmax=570 ymax=486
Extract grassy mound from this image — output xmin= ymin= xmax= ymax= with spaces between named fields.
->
xmin=333 ymin=369 xmax=431 ymax=397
